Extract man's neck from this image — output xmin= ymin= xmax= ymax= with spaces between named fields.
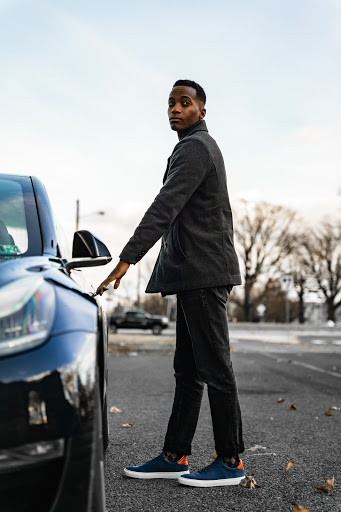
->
xmin=177 ymin=119 xmax=203 ymax=140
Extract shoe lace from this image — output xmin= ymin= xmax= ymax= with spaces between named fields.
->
xmin=197 ymin=458 xmax=219 ymax=474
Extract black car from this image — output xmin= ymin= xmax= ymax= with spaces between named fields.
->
xmin=0 ymin=174 xmax=112 ymax=512
xmin=109 ymin=310 xmax=169 ymax=335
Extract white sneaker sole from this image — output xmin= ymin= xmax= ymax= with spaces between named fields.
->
xmin=124 ymin=468 xmax=190 ymax=479
xmin=178 ymin=475 xmax=244 ymax=487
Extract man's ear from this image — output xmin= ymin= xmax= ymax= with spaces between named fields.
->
xmin=199 ymin=108 xmax=206 ymax=119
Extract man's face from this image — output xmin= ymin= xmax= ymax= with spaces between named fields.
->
xmin=168 ymin=86 xmax=206 ymax=133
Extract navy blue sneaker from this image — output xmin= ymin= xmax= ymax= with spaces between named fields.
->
xmin=178 ymin=457 xmax=245 ymax=487
xmin=124 ymin=452 xmax=189 ymax=479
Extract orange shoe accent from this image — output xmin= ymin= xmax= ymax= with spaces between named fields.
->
xmin=177 ymin=455 xmax=188 ymax=465
xmin=237 ymin=460 xmax=244 ymax=470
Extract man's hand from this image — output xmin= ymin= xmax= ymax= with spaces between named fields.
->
xmin=96 ymin=260 xmax=130 ymax=296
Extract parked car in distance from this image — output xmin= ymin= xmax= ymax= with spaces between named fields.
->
xmin=109 ymin=310 xmax=168 ymax=335
xmin=0 ymin=173 xmax=111 ymax=512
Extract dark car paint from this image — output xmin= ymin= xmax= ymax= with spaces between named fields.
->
xmin=31 ymin=175 xmax=59 ymax=256
xmin=0 ymin=175 xmax=109 ymax=512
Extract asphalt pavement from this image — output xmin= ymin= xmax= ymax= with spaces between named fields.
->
xmin=104 ymin=325 xmax=341 ymax=512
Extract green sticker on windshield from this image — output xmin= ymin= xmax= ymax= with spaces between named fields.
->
xmin=0 ymin=244 xmax=21 ymax=255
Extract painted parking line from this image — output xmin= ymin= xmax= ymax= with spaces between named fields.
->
xmin=261 ymin=352 xmax=341 ymax=379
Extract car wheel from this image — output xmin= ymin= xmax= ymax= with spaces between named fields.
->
xmin=110 ymin=324 xmax=117 ymax=334
xmin=152 ymin=324 xmax=162 ymax=335
xmin=91 ymin=371 xmax=106 ymax=512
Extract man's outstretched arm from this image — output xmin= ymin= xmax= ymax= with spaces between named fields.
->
xmin=96 ymin=260 xmax=130 ymax=296
xmin=96 ymin=137 xmax=211 ymax=295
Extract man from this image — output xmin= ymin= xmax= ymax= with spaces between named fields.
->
xmin=96 ymin=79 xmax=245 ymax=487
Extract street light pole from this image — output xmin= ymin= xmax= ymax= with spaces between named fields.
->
xmin=76 ymin=199 xmax=80 ymax=232
xmin=75 ymin=199 xmax=105 ymax=232
xmin=137 ymin=263 xmax=141 ymax=309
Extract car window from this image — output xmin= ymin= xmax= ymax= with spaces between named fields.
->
xmin=0 ymin=176 xmax=42 ymax=260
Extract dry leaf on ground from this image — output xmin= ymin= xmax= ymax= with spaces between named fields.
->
xmin=292 ymin=506 xmax=311 ymax=512
xmin=325 ymin=408 xmax=333 ymax=416
xmin=120 ymin=423 xmax=132 ymax=428
xmin=286 ymin=459 xmax=294 ymax=471
xmin=247 ymin=444 xmax=267 ymax=452
xmin=277 ymin=398 xmax=285 ymax=403
xmin=210 ymin=450 xmax=217 ymax=459
xmin=109 ymin=406 xmax=122 ymax=413
xmin=290 ymin=403 xmax=297 ymax=410
xmin=238 ymin=474 xmax=260 ymax=489
xmin=316 ymin=475 xmax=335 ymax=493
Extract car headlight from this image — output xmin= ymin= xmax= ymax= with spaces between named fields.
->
xmin=0 ymin=277 xmax=56 ymax=356
xmin=162 ymin=316 xmax=169 ymax=323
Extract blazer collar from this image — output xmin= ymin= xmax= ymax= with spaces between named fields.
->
xmin=162 ymin=120 xmax=208 ymax=184
xmin=179 ymin=119 xmax=208 ymax=140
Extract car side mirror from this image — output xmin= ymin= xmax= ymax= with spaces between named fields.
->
xmin=72 ymin=230 xmax=111 ymax=258
xmin=65 ymin=230 xmax=112 ymax=271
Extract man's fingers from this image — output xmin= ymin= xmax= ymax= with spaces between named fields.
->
xmin=114 ymin=278 xmax=121 ymax=289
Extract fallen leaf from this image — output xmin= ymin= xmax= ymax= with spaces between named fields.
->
xmin=238 ymin=473 xmax=260 ymax=489
xmin=326 ymin=476 xmax=335 ymax=488
xmin=110 ymin=406 xmax=122 ymax=413
xmin=247 ymin=444 xmax=267 ymax=452
xmin=120 ymin=423 xmax=132 ymax=428
xmin=277 ymin=398 xmax=285 ymax=403
xmin=290 ymin=403 xmax=297 ymax=410
xmin=288 ymin=359 xmax=293 ymax=363
xmin=316 ymin=475 xmax=335 ymax=493
xmin=210 ymin=450 xmax=217 ymax=459
xmin=292 ymin=506 xmax=311 ymax=512
xmin=331 ymin=406 xmax=340 ymax=410
xmin=286 ymin=459 xmax=294 ymax=471
xmin=325 ymin=408 xmax=333 ymax=416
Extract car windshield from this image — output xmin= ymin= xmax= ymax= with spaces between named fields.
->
xmin=0 ymin=176 xmax=42 ymax=262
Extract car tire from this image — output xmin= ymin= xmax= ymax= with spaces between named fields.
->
xmin=152 ymin=324 xmax=162 ymax=335
xmin=91 ymin=371 xmax=106 ymax=512
xmin=110 ymin=325 xmax=117 ymax=334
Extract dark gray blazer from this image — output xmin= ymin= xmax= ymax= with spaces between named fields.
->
xmin=119 ymin=119 xmax=242 ymax=294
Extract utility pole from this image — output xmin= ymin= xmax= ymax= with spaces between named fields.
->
xmin=76 ymin=199 xmax=80 ymax=231
xmin=137 ymin=263 xmax=141 ymax=309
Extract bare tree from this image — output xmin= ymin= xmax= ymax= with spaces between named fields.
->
xmin=233 ymin=200 xmax=296 ymax=321
xmin=302 ymin=218 xmax=341 ymax=322
xmin=282 ymin=230 xmax=314 ymax=324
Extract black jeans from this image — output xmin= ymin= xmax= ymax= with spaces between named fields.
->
xmin=163 ymin=285 xmax=244 ymax=459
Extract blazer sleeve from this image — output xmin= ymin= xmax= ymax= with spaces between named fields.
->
xmin=119 ymin=137 xmax=212 ymax=264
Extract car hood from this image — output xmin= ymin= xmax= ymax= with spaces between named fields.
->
xmin=0 ymin=256 xmax=96 ymax=303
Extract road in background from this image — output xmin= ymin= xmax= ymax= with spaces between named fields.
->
xmin=105 ymin=324 xmax=341 ymax=512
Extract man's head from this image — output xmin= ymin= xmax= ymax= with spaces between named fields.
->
xmin=168 ymin=79 xmax=206 ymax=134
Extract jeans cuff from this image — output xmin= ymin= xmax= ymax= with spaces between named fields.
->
xmin=162 ymin=443 xmax=192 ymax=456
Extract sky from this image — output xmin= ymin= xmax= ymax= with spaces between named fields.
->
xmin=1 ymin=0 xmax=340 ymax=298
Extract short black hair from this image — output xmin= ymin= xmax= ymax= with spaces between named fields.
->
xmin=173 ymin=79 xmax=206 ymax=105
